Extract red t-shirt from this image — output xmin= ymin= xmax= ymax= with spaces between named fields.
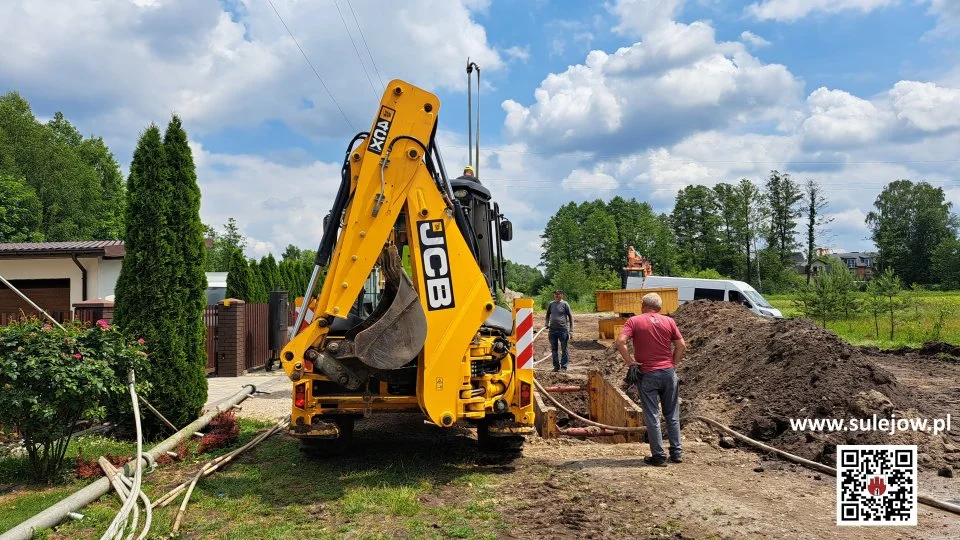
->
xmin=620 ymin=313 xmax=683 ymax=374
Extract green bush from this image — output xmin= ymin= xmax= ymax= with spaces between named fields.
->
xmin=0 ymin=318 xmax=149 ymax=482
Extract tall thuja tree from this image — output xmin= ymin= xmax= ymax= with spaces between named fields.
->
xmin=163 ymin=115 xmax=208 ymax=421
xmin=259 ymin=254 xmax=282 ymax=293
xmin=226 ymin=249 xmax=252 ymax=301
xmin=248 ymin=257 xmax=267 ymax=303
xmin=113 ymin=125 xmax=184 ymax=437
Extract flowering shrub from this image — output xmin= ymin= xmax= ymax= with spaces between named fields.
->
xmin=0 ymin=317 xmax=149 ymax=482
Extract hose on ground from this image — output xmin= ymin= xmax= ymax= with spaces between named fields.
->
xmin=533 ymin=378 xmax=646 ymax=433
xmin=99 ymin=369 xmax=152 ymax=540
xmin=535 ymin=380 xmax=960 ymax=517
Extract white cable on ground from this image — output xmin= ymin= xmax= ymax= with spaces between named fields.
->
xmin=100 ymin=370 xmax=148 ymax=540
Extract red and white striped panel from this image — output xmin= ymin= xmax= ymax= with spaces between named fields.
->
xmin=294 ymin=303 xmax=315 ymax=334
xmin=515 ymin=307 xmax=534 ymax=370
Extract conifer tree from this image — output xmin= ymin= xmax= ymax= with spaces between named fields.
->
xmin=226 ymin=249 xmax=252 ymax=301
xmin=162 ymin=115 xmax=208 ymax=422
xmin=113 ymin=125 xmax=185 ymax=437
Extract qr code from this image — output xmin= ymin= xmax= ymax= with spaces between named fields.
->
xmin=837 ymin=445 xmax=917 ymax=526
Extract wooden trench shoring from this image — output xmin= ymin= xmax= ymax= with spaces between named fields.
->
xmin=534 ymin=370 xmax=645 ymax=443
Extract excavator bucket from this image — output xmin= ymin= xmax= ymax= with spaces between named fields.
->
xmin=349 ymin=244 xmax=427 ymax=370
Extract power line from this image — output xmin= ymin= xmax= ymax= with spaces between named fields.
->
xmin=440 ymin=143 xmax=960 ymax=165
xmin=332 ymin=0 xmax=380 ymax=101
xmin=266 ymin=0 xmax=356 ymax=132
xmin=346 ymin=0 xmax=385 ymax=89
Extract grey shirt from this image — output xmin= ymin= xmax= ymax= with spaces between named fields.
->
xmin=546 ymin=300 xmax=573 ymax=331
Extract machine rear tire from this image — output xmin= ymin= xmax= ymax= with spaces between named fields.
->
xmin=477 ymin=420 xmax=525 ymax=454
xmin=299 ymin=417 xmax=355 ymax=457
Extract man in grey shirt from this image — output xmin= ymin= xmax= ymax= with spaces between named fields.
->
xmin=546 ymin=290 xmax=574 ymax=371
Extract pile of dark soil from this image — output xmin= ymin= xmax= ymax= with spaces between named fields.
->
xmin=587 ymin=301 xmax=951 ymax=469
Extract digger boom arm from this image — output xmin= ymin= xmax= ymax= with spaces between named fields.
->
xmin=281 ymin=80 xmax=497 ymax=426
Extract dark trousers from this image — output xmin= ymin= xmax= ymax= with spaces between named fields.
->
xmin=549 ymin=328 xmax=569 ymax=369
xmin=638 ymin=367 xmax=681 ymax=459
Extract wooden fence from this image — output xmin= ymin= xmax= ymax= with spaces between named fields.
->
xmin=201 ymin=302 xmax=294 ymax=376
xmin=3 ymin=302 xmax=287 ymax=378
xmin=244 ymin=303 xmax=270 ymax=373
xmin=0 ymin=311 xmax=72 ymax=325
xmin=204 ymin=306 xmax=218 ymax=375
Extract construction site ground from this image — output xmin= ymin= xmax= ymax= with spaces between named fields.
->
xmin=190 ymin=307 xmax=960 ymax=538
xmin=5 ymin=304 xmax=959 ymax=539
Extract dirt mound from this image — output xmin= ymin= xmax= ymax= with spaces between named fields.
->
xmin=585 ymin=301 xmax=951 ymax=469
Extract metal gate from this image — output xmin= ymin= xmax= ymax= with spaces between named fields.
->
xmin=204 ymin=305 xmax=218 ymax=375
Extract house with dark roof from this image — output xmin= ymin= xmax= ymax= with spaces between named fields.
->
xmin=0 ymin=241 xmax=125 ymax=322
xmin=789 ymin=249 xmax=878 ymax=281
xmin=831 ymin=252 xmax=877 ymax=280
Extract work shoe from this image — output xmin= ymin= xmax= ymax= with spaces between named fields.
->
xmin=552 ymin=367 xmax=560 ymax=372
xmin=644 ymin=456 xmax=667 ymax=467
xmin=669 ymin=455 xmax=683 ymax=464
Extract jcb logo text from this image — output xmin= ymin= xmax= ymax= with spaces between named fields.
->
xmin=418 ymin=220 xmax=455 ymax=310
xmin=367 ymin=106 xmax=395 ymax=155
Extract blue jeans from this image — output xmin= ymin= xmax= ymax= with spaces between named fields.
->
xmin=638 ymin=367 xmax=681 ymax=459
xmin=548 ymin=328 xmax=569 ymax=369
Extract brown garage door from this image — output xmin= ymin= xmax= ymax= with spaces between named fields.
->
xmin=0 ymin=278 xmax=71 ymax=324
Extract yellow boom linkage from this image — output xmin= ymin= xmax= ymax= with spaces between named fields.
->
xmin=280 ymin=80 xmax=535 ymax=452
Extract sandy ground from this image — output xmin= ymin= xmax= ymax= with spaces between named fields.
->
xmin=224 ymin=311 xmax=960 ymax=539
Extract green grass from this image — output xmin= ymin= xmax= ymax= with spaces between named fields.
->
xmin=2 ymin=418 xmax=509 ymax=539
xmin=765 ymin=290 xmax=960 ymax=349
xmin=0 ymin=433 xmax=141 ymax=531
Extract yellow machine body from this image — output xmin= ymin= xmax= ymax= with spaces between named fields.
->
xmin=279 ymin=80 xmax=534 ymax=447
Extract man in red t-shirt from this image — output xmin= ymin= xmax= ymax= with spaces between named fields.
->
xmin=615 ymin=292 xmax=687 ymax=466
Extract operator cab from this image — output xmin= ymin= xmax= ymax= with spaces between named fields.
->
xmin=450 ymin=173 xmax=515 ymax=334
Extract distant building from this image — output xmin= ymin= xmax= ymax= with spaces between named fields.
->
xmin=831 ymin=252 xmax=877 ymax=280
xmin=206 ymin=271 xmax=228 ymax=305
xmin=0 ymin=241 xmax=125 ymax=322
xmin=1 ymin=240 xmax=242 ymax=322
xmin=790 ymin=249 xmax=877 ymax=281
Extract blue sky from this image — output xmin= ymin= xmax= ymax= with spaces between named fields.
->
xmin=2 ymin=0 xmax=958 ymax=269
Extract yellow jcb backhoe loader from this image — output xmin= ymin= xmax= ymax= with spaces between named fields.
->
xmin=279 ymin=79 xmax=536 ymax=454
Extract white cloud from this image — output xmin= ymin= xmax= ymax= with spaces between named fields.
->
xmin=504 ymin=45 xmax=531 ymax=63
xmin=799 ymin=82 xmax=960 ymax=149
xmin=745 ymin=0 xmax=899 ymax=22
xmin=801 ymin=88 xmax=895 ymax=148
xmin=610 ymin=0 xmax=686 ymax=36
xmin=190 ymin=141 xmax=343 ymax=259
xmin=561 ymin=169 xmax=620 ymax=195
xmin=926 ymin=0 xmax=960 ymax=37
xmin=889 ymin=81 xmax=960 ymax=132
xmin=0 ymin=0 xmax=504 ymax=150
xmin=502 ymin=19 xmax=801 ymax=154
xmin=740 ymin=30 xmax=771 ymax=48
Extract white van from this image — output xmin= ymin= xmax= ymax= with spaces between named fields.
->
xmin=625 ymin=274 xmax=783 ymax=318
